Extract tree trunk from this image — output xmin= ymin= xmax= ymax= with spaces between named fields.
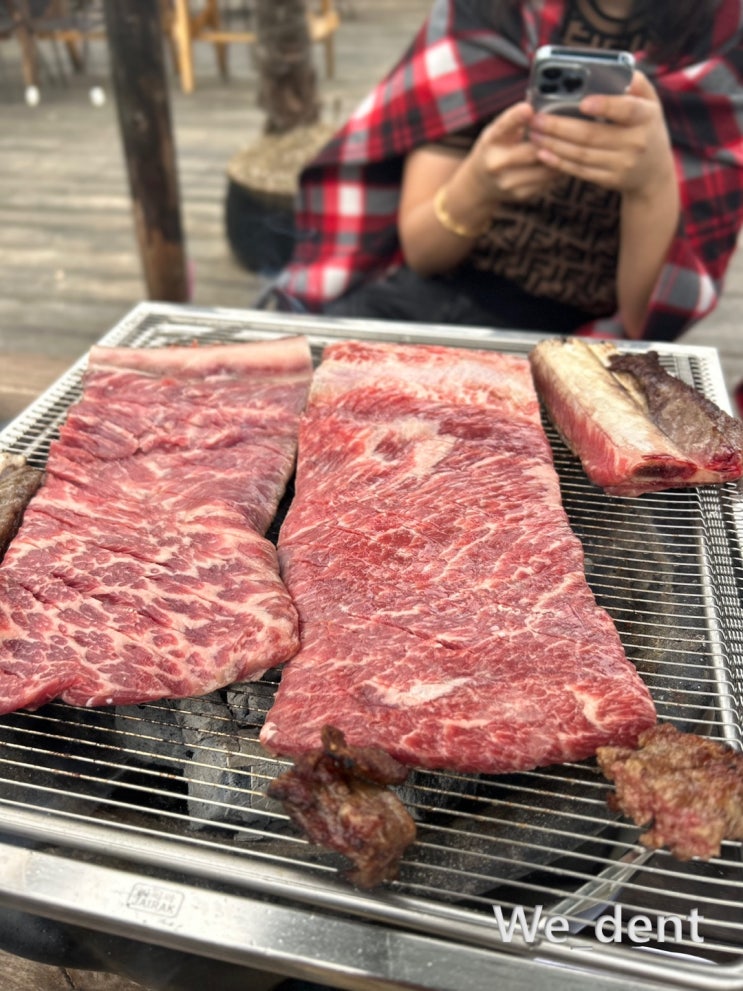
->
xmin=255 ymin=0 xmax=319 ymax=135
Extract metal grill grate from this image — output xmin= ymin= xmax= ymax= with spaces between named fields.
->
xmin=0 ymin=304 xmax=741 ymax=990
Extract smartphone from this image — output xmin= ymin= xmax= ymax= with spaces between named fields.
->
xmin=527 ymin=46 xmax=635 ymax=118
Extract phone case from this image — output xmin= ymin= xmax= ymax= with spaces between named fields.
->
xmin=527 ymin=46 xmax=635 ymax=117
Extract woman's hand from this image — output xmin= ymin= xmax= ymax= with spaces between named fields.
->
xmin=529 ymin=71 xmax=680 ymax=338
xmin=465 ymin=101 xmax=557 ymax=206
xmin=398 ymin=101 xmax=554 ymax=276
xmin=528 ymin=71 xmax=676 ymax=199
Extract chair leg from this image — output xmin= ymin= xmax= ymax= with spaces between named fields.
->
xmin=314 ymin=0 xmax=338 ymax=79
xmin=323 ymin=32 xmax=334 ymax=79
xmin=171 ymin=0 xmax=195 ymax=93
xmin=49 ymin=0 xmax=85 ymax=72
xmin=12 ymin=2 xmax=39 ymax=88
xmin=159 ymin=0 xmax=180 ymax=78
xmin=64 ymin=37 xmax=84 ymax=72
xmin=204 ymin=0 xmax=228 ymax=81
xmin=17 ymin=36 xmax=38 ymax=87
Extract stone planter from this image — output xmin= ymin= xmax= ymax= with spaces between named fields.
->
xmin=225 ymin=122 xmax=335 ymax=275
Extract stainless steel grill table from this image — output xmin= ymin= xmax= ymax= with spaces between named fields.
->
xmin=0 ymin=303 xmax=741 ymax=991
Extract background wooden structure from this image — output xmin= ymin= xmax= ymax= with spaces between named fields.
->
xmin=164 ymin=0 xmax=340 ymax=94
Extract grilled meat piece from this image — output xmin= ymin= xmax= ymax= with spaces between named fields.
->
xmin=529 ymin=339 xmax=743 ymax=497
xmin=267 ymin=725 xmax=416 ymax=888
xmin=608 ymin=350 xmax=743 ymax=469
xmin=596 ymin=723 xmax=743 ymax=860
xmin=0 ymin=452 xmax=43 ymax=559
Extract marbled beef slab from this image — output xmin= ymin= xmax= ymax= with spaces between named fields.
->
xmin=261 ymin=340 xmax=656 ymax=774
xmin=0 ymin=337 xmax=312 ymax=713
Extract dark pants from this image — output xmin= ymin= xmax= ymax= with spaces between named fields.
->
xmin=324 ymin=266 xmax=595 ymax=334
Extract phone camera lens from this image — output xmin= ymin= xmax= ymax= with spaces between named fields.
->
xmin=539 ymin=82 xmax=559 ymax=94
xmin=542 ymin=66 xmax=562 ymax=81
xmin=563 ymin=73 xmax=583 ymax=94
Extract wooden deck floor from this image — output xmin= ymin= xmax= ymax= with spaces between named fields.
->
xmin=0 ymin=2 xmax=741 ymax=987
xmin=0 ymin=0 xmax=431 ymax=426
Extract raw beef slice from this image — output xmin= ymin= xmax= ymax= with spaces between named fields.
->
xmin=260 ymin=341 xmax=656 ymax=775
xmin=0 ymin=337 xmax=313 ymax=713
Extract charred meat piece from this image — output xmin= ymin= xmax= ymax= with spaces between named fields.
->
xmin=0 ymin=452 xmax=43 ymax=559
xmin=267 ymin=725 xmax=416 ymax=888
xmin=608 ymin=350 xmax=743 ymax=469
xmin=596 ymin=723 xmax=743 ymax=860
xmin=529 ymin=339 xmax=743 ymax=497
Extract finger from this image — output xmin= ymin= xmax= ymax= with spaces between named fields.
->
xmin=485 ymin=139 xmax=543 ymax=172
xmin=529 ymin=124 xmax=619 ymax=165
xmin=510 ymin=178 xmax=557 ymax=200
xmin=534 ymin=143 xmax=622 ymax=186
xmin=483 ymin=101 xmax=536 ymax=143
xmin=488 ymin=166 xmax=556 ymax=203
xmin=498 ymin=163 xmax=555 ymax=193
xmin=627 ymin=70 xmax=658 ymax=100
xmin=532 ymin=125 xmax=618 ymax=168
xmin=580 ymin=73 xmax=658 ymax=125
xmin=529 ymin=112 xmax=603 ymax=147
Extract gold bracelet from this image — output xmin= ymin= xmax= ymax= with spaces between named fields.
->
xmin=433 ymin=185 xmax=490 ymax=239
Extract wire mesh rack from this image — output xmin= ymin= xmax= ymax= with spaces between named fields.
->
xmin=0 ymin=303 xmax=740 ymax=991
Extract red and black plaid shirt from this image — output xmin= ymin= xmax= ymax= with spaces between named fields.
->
xmin=279 ymin=0 xmax=743 ymax=341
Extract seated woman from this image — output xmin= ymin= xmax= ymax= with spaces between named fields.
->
xmin=276 ymin=0 xmax=743 ymax=341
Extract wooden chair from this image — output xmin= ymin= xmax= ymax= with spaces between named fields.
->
xmin=2 ymin=0 xmax=104 ymax=95
xmin=1 ymin=0 xmax=43 ymax=90
xmin=163 ymin=0 xmax=340 ymax=95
